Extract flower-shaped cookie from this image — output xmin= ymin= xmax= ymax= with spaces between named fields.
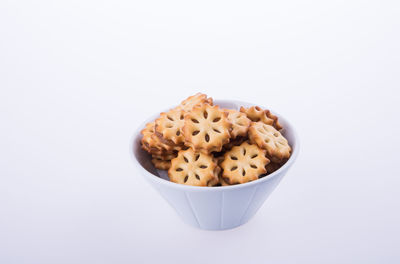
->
xmin=141 ymin=122 xmax=162 ymax=152
xmin=224 ymin=109 xmax=251 ymax=138
xmin=220 ymin=142 xmax=269 ymax=184
xmin=182 ymin=104 xmax=231 ymax=153
xmin=155 ymin=109 xmax=185 ymax=145
xmin=248 ymin=122 xmax=291 ymax=163
xmin=141 ymin=122 xmax=179 ymax=155
xmin=175 ymin=93 xmax=213 ymax=112
xmin=240 ymin=106 xmax=282 ymax=130
xmin=168 ymin=148 xmax=218 ymax=186
xmin=151 ymin=158 xmax=171 ymax=170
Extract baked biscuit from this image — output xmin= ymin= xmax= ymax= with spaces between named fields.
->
xmin=155 ymin=132 xmax=185 ymax=151
xmin=219 ymin=175 xmax=231 ymax=186
xmin=220 ymin=142 xmax=269 ymax=184
xmin=175 ymin=93 xmax=213 ymax=112
xmin=248 ymin=122 xmax=291 ymax=163
xmin=140 ymin=122 xmax=157 ymax=152
xmin=141 ymin=93 xmax=292 ymax=187
xmin=224 ymin=109 xmax=251 ymax=138
xmin=141 ymin=122 xmax=170 ymax=153
xmin=155 ymin=109 xmax=185 ymax=145
xmin=182 ymin=104 xmax=231 ymax=153
xmin=141 ymin=122 xmax=180 ymax=155
xmin=151 ymin=158 xmax=171 ymax=170
xmin=168 ymin=148 xmax=218 ymax=186
xmin=208 ymin=166 xmax=222 ymax=186
xmin=151 ymin=152 xmax=177 ymax=161
xmin=240 ymin=106 xmax=282 ymax=130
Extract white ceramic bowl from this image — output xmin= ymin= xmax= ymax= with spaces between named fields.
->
xmin=130 ymin=100 xmax=299 ymax=230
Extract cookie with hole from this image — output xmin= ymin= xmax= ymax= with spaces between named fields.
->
xmin=168 ymin=148 xmax=218 ymax=186
xmin=220 ymin=141 xmax=269 ymax=185
xmin=240 ymin=106 xmax=282 ymax=130
xmin=175 ymin=92 xmax=213 ymax=112
xmin=155 ymin=109 xmax=186 ymax=145
xmin=224 ymin=109 xmax=251 ymax=138
xmin=151 ymin=158 xmax=171 ymax=170
xmin=182 ymin=104 xmax=232 ymax=154
xmin=150 ymin=137 xmax=178 ymax=154
xmin=248 ymin=122 xmax=291 ymax=163
xmin=154 ymin=131 xmax=185 ymax=151
xmin=141 ymin=122 xmax=162 ymax=153
xmin=141 ymin=122 xmax=181 ymax=155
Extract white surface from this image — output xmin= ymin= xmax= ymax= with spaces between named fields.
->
xmin=1 ymin=0 xmax=399 ymax=263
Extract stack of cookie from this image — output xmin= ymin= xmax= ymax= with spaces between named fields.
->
xmin=141 ymin=93 xmax=291 ymax=187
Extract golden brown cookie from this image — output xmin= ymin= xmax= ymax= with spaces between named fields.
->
xmin=217 ymin=171 xmax=232 ymax=186
xmin=182 ymin=104 xmax=231 ymax=153
xmin=141 ymin=122 xmax=156 ymax=152
xmin=168 ymin=148 xmax=218 ymax=186
xmin=219 ymin=176 xmax=231 ymax=186
xmin=240 ymin=106 xmax=282 ymax=130
xmin=141 ymin=122 xmax=169 ymax=153
xmin=224 ymin=109 xmax=251 ymax=138
xmin=175 ymin=93 xmax=213 ymax=112
xmin=248 ymin=122 xmax=291 ymax=163
xmin=141 ymin=122 xmax=181 ymax=155
xmin=151 ymin=158 xmax=171 ymax=170
xmin=146 ymin=147 xmax=176 ymax=156
xmin=155 ymin=132 xmax=185 ymax=151
xmin=220 ymin=142 xmax=269 ymax=184
xmin=151 ymin=152 xmax=177 ymax=161
xmin=155 ymin=109 xmax=186 ymax=145
xmin=208 ymin=166 xmax=222 ymax=186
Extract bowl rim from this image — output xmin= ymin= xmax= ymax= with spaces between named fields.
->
xmin=130 ymin=99 xmax=299 ymax=192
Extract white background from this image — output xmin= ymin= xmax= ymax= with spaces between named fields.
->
xmin=1 ymin=0 xmax=400 ymax=263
